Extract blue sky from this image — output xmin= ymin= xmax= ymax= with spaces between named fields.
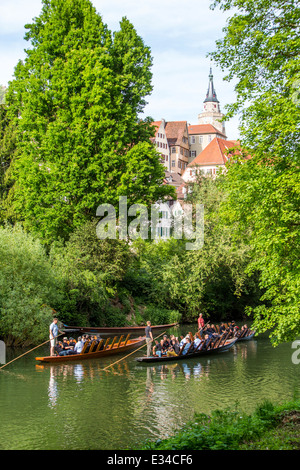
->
xmin=0 ymin=0 xmax=240 ymax=138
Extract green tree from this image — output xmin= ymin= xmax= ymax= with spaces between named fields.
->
xmin=6 ymin=0 xmax=173 ymax=244
xmin=210 ymin=0 xmax=300 ymax=161
xmin=124 ymin=175 xmax=259 ymax=323
xmin=0 ymin=105 xmax=17 ymax=222
xmin=49 ymin=220 xmax=134 ymax=326
xmin=0 ymin=225 xmax=61 ymax=344
xmin=210 ymin=0 xmax=300 ymax=344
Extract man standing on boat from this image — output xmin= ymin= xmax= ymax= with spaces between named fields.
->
xmin=198 ymin=313 xmax=205 ymax=332
xmin=145 ymin=321 xmax=153 ymax=357
xmin=49 ymin=318 xmax=64 ymax=356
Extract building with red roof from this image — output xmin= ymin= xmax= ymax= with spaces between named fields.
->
xmin=182 ymin=137 xmax=240 ymax=182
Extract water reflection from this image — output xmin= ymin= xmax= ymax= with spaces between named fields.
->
xmin=2 ymin=330 xmax=299 ymax=450
xmin=48 ymin=368 xmax=58 ymax=408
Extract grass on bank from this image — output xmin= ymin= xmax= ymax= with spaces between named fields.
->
xmin=140 ymin=399 xmax=300 ymax=450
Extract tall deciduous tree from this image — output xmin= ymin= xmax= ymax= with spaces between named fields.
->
xmin=6 ymin=0 xmax=173 ymax=243
xmin=210 ymin=0 xmax=300 ymax=344
xmin=0 ymin=105 xmax=17 ymax=221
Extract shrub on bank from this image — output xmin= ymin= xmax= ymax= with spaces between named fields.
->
xmin=141 ymin=400 xmax=300 ymax=450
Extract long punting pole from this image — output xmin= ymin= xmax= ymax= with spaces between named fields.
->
xmin=0 ymin=333 xmax=65 ymax=370
xmin=101 ymin=331 xmax=167 ymax=372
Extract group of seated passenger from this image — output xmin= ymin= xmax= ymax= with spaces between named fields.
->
xmin=200 ymin=321 xmax=251 ymax=339
xmin=152 ymin=332 xmax=211 ymax=358
xmin=55 ymin=334 xmax=103 ymax=356
xmin=151 ymin=322 xmax=252 ymax=358
xmin=152 ymin=334 xmax=181 ymax=358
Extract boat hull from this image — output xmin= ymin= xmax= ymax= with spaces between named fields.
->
xmin=136 ymin=338 xmax=237 ymax=363
xmin=36 ymin=337 xmax=145 ymax=363
xmin=63 ymin=322 xmax=179 ymax=335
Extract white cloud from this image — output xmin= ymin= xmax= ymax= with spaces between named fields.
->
xmin=0 ymin=0 xmax=42 ymax=34
xmin=0 ymin=0 xmax=240 ymax=137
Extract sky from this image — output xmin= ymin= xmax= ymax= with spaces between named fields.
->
xmin=0 ymin=0 xmax=240 ymax=139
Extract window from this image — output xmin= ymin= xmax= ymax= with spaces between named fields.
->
xmin=190 ymin=136 xmax=195 ymax=144
xmin=172 ymin=160 xmax=176 ymax=167
xmin=172 ymin=147 xmax=176 ymax=153
xmin=191 ymin=150 xmax=197 ymax=158
xmin=199 ymin=136 xmax=203 ymax=144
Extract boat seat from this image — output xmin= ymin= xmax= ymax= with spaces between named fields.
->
xmin=80 ymin=341 xmax=90 ymax=355
xmin=95 ymin=339 xmax=104 ymax=352
xmin=87 ymin=341 xmax=97 ymax=353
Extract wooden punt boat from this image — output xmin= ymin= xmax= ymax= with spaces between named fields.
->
xmin=36 ymin=334 xmax=145 ymax=363
xmin=236 ymin=330 xmax=255 ymax=341
xmin=62 ymin=322 xmax=179 ymax=335
xmin=136 ymin=337 xmax=238 ymax=363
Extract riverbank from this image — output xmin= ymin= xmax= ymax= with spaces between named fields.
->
xmin=140 ymin=399 xmax=300 ymax=450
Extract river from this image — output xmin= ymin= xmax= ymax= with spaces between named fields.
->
xmin=0 ymin=324 xmax=299 ymax=450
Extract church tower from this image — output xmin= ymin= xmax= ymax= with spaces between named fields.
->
xmin=198 ymin=68 xmax=226 ymax=136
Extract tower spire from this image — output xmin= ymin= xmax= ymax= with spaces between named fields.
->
xmin=204 ymin=68 xmax=219 ymax=103
xmin=198 ymin=68 xmax=226 ymax=136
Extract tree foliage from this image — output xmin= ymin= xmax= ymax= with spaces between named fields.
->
xmin=210 ymin=0 xmax=300 ymax=161
xmin=210 ymin=0 xmax=300 ymax=344
xmin=5 ymin=0 xmax=173 ymax=244
xmin=124 ymin=175 xmax=260 ymax=322
xmin=0 ymin=225 xmax=60 ymax=344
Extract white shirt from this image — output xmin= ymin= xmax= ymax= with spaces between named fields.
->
xmin=74 ymin=341 xmax=84 ymax=354
xmin=49 ymin=322 xmax=58 ymax=338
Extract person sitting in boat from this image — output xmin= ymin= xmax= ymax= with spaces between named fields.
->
xmin=193 ymin=333 xmax=202 ymax=349
xmin=205 ymin=324 xmax=217 ymax=338
xmin=211 ymin=325 xmax=219 ymax=337
xmin=229 ymin=321 xmax=238 ymax=332
xmin=159 ymin=339 xmax=167 ymax=355
xmin=91 ymin=335 xmax=101 ymax=351
xmin=166 ymin=339 xmax=180 ymax=357
xmin=166 ymin=346 xmax=177 ymax=357
xmin=153 ymin=340 xmax=162 ymax=357
xmin=203 ymin=334 xmax=212 ymax=349
xmin=73 ymin=336 xmax=84 ymax=354
xmin=159 ymin=335 xmax=171 ymax=355
xmin=58 ymin=337 xmax=75 ymax=356
xmin=179 ymin=335 xmax=186 ymax=348
xmin=55 ymin=341 xmax=64 ymax=355
xmin=68 ymin=337 xmax=76 ymax=348
xmin=182 ymin=338 xmax=192 ymax=355
xmin=171 ymin=338 xmax=180 ymax=355
xmin=161 ymin=335 xmax=170 ymax=352
xmin=219 ymin=323 xmax=226 ymax=334
xmin=82 ymin=335 xmax=93 ymax=352
xmin=239 ymin=324 xmax=249 ymax=337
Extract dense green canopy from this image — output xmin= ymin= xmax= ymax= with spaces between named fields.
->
xmin=4 ymin=0 xmax=173 ymax=243
xmin=210 ymin=0 xmax=300 ymax=344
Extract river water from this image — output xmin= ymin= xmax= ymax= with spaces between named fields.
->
xmin=0 ymin=324 xmax=299 ymax=450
